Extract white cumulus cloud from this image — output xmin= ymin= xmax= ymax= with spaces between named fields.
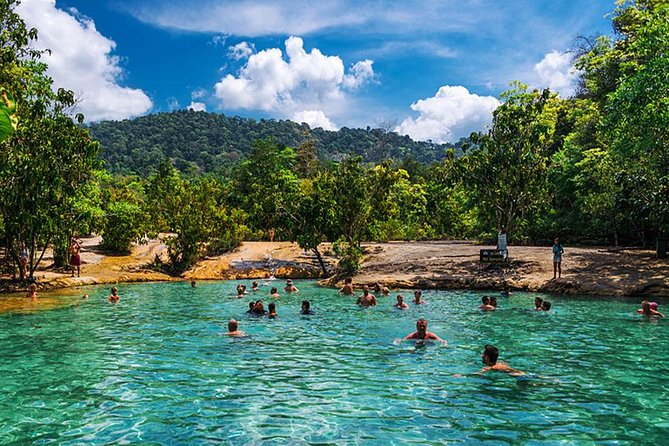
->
xmin=534 ymin=50 xmax=578 ymax=97
xmin=396 ymin=86 xmax=500 ymax=143
xmin=228 ymin=41 xmax=255 ymax=60
xmin=17 ymin=0 xmax=152 ymax=121
xmin=214 ymin=36 xmax=374 ymax=119
xmin=343 ymin=60 xmax=376 ymax=89
xmin=292 ymin=110 xmax=337 ymax=131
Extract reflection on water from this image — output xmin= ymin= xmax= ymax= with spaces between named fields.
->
xmin=0 ymin=281 xmax=668 ymax=444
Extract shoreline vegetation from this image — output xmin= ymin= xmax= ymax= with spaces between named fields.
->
xmin=1 ymin=237 xmax=667 ymax=302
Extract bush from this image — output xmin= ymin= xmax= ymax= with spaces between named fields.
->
xmin=101 ymin=201 xmax=146 ymax=253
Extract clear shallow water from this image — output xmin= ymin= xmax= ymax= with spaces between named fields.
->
xmin=1 ymin=281 xmax=668 ymax=445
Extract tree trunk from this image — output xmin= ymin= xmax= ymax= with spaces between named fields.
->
xmin=312 ymin=246 xmax=328 ymax=277
xmin=657 ymin=237 xmax=667 ymax=259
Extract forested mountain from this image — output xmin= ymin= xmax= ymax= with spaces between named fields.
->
xmin=88 ymin=111 xmax=453 ymax=176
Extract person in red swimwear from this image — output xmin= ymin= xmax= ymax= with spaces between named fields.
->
xmin=69 ymin=239 xmax=81 ymax=277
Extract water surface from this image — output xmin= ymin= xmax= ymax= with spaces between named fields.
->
xmin=1 ymin=281 xmax=668 ymax=444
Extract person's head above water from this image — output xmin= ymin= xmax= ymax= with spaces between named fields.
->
xmin=416 ymin=318 xmax=428 ymax=334
xmin=111 ymin=286 xmax=118 ymax=295
xmin=228 ymin=319 xmax=238 ymax=332
xmin=482 ymin=344 xmax=499 ymax=365
xmin=248 ymin=301 xmax=255 ymax=310
xmin=362 ymin=284 xmax=369 ymax=294
xmin=397 ymin=295 xmax=404 ymax=304
xmin=268 ymin=302 xmax=276 ymax=314
xmin=542 ymin=301 xmax=552 ymax=311
xmin=345 ymin=277 xmax=352 ymax=284
xmin=270 ymin=287 xmax=278 ymax=294
xmin=535 ymin=297 xmax=543 ymax=308
xmin=301 ymin=300 xmax=310 ymax=311
xmin=482 ymin=296 xmax=490 ymax=305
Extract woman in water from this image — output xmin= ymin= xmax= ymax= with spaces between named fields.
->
xmin=268 ymin=302 xmax=277 ymax=318
xmin=25 ymin=283 xmax=38 ymax=299
xmin=108 ymin=287 xmax=120 ymax=303
xmin=637 ymin=300 xmax=664 ymax=317
xmin=394 ymin=295 xmax=409 ymax=309
xmin=269 ymin=287 xmax=280 ymax=299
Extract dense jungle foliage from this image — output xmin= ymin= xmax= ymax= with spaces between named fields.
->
xmin=1 ymin=0 xmax=667 ymax=279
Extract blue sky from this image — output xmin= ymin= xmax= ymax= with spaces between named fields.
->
xmin=17 ymin=0 xmax=614 ymax=142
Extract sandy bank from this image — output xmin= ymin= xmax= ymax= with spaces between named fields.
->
xmin=2 ymin=237 xmax=668 ymax=300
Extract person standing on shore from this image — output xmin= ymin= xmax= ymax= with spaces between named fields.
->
xmin=69 ymin=239 xmax=81 ymax=277
xmin=552 ymin=238 xmax=564 ymax=279
xmin=497 ymin=226 xmax=508 ymax=259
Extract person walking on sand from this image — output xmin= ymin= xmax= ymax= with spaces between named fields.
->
xmin=69 ymin=239 xmax=82 ymax=277
xmin=552 ymin=238 xmax=564 ymax=279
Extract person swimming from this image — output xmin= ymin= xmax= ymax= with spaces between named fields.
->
xmin=373 ymin=283 xmax=382 ymax=293
xmin=108 ymin=286 xmax=120 ymax=303
xmin=269 ymin=287 xmax=280 ymax=299
xmin=339 ymin=277 xmax=354 ymax=295
xmin=301 ymin=300 xmax=315 ymax=315
xmin=479 ymin=296 xmax=495 ymax=311
xmin=356 ymin=285 xmax=377 ymax=307
xmin=251 ymin=281 xmax=259 ymax=291
xmin=395 ymin=294 xmax=409 ymax=309
xmin=480 ymin=344 xmax=524 ymax=376
xmin=403 ymin=318 xmax=447 ymax=345
xmin=268 ymin=302 xmax=277 ymax=318
xmin=541 ymin=301 xmax=552 ymax=311
xmin=226 ymin=319 xmax=245 ymax=336
xmin=381 ymin=287 xmax=390 ymax=296
xmin=252 ymin=300 xmax=267 ymax=315
xmin=490 ymin=296 xmax=498 ymax=308
xmin=637 ymin=300 xmax=664 ymax=317
xmin=284 ymin=279 xmax=298 ymax=293
xmin=246 ymin=301 xmax=255 ymax=314
xmin=413 ymin=290 xmax=425 ymax=305
xmin=534 ymin=297 xmax=543 ymax=311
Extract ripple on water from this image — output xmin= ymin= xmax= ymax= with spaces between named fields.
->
xmin=1 ymin=281 xmax=669 ymax=444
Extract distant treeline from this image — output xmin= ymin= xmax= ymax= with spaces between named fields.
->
xmin=88 ymin=111 xmax=456 ymax=176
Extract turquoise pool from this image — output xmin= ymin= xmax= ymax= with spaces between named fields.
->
xmin=1 ymin=281 xmax=668 ymax=444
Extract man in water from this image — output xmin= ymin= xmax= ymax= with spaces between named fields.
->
xmin=356 ymin=284 xmax=377 ymax=307
xmin=479 ymin=296 xmax=495 ymax=311
xmin=394 ymin=294 xmax=409 ymax=309
xmin=284 ymin=279 xmax=298 ymax=293
xmin=339 ymin=277 xmax=354 ymax=295
xmin=226 ymin=319 xmax=245 ymax=336
xmin=480 ymin=344 xmax=524 ymax=375
xmin=301 ymin=300 xmax=315 ymax=315
xmin=108 ymin=286 xmax=120 ymax=303
xmin=413 ymin=290 xmax=426 ymax=305
xmin=403 ymin=318 xmax=447 ymax=345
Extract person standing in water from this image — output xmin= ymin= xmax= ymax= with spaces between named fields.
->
xmin=403 ymin=318 xmax=447 ymax=345
xmin=25 ymin=283 xmax=38 ymax=299
xmin=394 ymin=295 xmax=409 ymax=309
xmin=552 ymin=238 xmax=564 ymax=279
xmin=413 ymin=290 xmax=426 ymax=305
xmin=356 ymin=284 xmax=377 ymax=307
xmin=226 ymin=319 xmax=245 ymax=336
xmin=108 ymin=286 xmax=120 ymax=303
xmin=339 ymin=277 xmax=354 ymax=295
xmin=284 ymin=279 xmax=298 ymax=293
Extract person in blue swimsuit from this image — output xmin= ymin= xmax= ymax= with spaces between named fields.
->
xmin=552 ymin=238 xmax=564 ymax=279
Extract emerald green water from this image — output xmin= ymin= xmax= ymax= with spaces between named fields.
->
xmin=1 ymin=281 xmax=668 ymax=444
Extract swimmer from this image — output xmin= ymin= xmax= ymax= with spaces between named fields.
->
xmin=246 ymin=301 xmax=255 ymax=314
xmin=373 ymin=283 xmax=382 ymax=293
xmin=490 ymin=296 xmax=498 ymax=308
xmin=413 ymin=290 xmax=425 ymax=305
xmin=381 ymin=286 xmax=390 ymax=296
xmin=108 ymin=286 xmax=120 ymax=303
xmin=251 ymin=281 xmax=259 ymax=291
xmin=190 ymin=280 xmax=196 ymax=288
xmin=534 ymin=297 xmax=543 ymax=311
xmin=479 ymin=296 xmax=495 ymax=311
xmin=356 ymin=284 xmax=377 ymax=307
xmin=226 ymin=319 xmax=245 ymax=337
xmin=339 ymin=277 xmax=354 ymax=295
xmin=252 ymin=300 xmax=267 ymax=315
xmin=25 ymin=283 xmax=38 ymax=299
xmin=541 ymin=301 xmax=552 ymax=311
xmin=82 ymin=294 xmax=89 ymax=299
xmin=284 ymin=279 xmax=298 ymax=293
xmin=637 ymin=300 xmax=664 ymax=317
xmin=269 ymin=287 xmax=280 ymax=299
xmin=268 ymin=302 xmax=277 ymax=318
xmin=301 ymin=300 xmax=315 ymax=315
xmin=403 ymin=318 xmax=447 ymax=345
xmin=480 ymin=344 xmax=525 ymax=376
xmin=394 ymin=294 xmax=409 ymax=309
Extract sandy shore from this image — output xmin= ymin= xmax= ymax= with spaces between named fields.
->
xmin=2 ymin=237 xmax=668 ymax=305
